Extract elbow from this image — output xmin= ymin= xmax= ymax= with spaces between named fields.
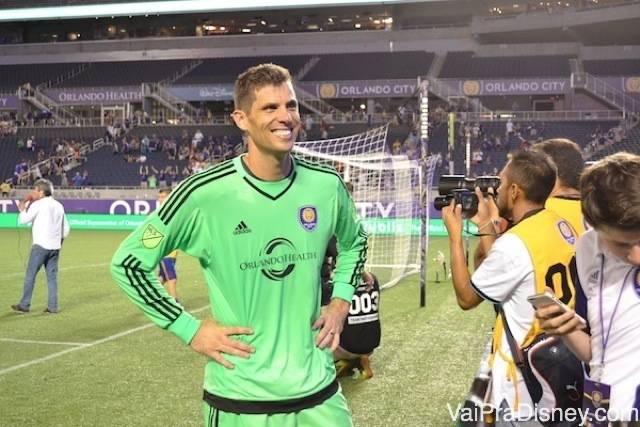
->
xmin=458 ymin=300 xmax=475 ymax=311
xmin=457 ymin=296 xmax=480 ymax=311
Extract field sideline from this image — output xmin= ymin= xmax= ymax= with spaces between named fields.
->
xmin=0 ymin=229 xmax=493 ymax=426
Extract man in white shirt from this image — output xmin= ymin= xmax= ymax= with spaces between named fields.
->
xmin=537 ymin=152 xmax=640 ymax=423
xmin=442 ymin=150 xmax=577 ymax=424
xmin=12 ymin=179 xmax=70 ymax=314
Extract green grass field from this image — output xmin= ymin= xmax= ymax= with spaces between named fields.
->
xmin=0 ymin=229 xmax=493 ymax=427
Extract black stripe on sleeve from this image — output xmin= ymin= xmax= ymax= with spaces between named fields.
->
xmin=121 ymin=255 xmax=182 ymax=323
xmin=347 ymin=229 xmax=369 ymax=288
xmin=161 ymin=169 xmax=237 ymax=225
xmin=158 ymin=160 xmax=234 ymax=222
xmin=132 ymin=259 xmax=182 ymax=319
xmin=470 ymin=280 xmax=501 ymax=304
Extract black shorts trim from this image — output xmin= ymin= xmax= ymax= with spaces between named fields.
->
xmin=203 ymin=380 xmax=338 ymax=415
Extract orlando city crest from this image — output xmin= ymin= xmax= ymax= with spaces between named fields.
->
xmin=557 ymin=220 xmax=576 ymax=245
xmin=298 ymin=206 xmax=318 ymax=232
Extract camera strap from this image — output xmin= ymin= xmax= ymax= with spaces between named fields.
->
xmin=497 ymin=305 xmax=525 ymax=369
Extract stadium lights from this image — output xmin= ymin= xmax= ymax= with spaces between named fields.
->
xmin=0 ymin=0 xmax=434 ymax=22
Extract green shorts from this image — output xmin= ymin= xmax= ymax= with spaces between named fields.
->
xmin=202 ymin=388 xmax=353 ymax=427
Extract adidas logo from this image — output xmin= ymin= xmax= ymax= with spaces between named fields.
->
xmin=233 ymin=221 xmax=252 ymax=235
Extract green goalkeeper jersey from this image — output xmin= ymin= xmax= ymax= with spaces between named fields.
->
xmin=110 ymin=154 xmax=367 ymax=404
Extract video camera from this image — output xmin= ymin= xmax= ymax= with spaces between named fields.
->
xmin=433 ymin=175 xmax=500 ymax=217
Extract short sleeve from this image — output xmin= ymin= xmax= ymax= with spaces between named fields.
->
xmin=470 ymin=234 xmax=533 ymax=304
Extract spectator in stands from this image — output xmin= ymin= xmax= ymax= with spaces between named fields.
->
xmin=505 ymin=118 xmax=514 ymax=137
xmin=442 ymin=150 xmax=578 ymax=422
xmin=536 ymin=152 xmax=640 ymax=425
xmin=148 ymin=173 xmax=157 ymax=189
xmin=81 ymin=170 xmax=90 ymax=187
xmin=72 ymin=172 xmax=83 ymax=187
xmin=139 ymin=165 xmax=149 ymax=188
xmin=60 ymin=173 xmax=68 ymax=187
xmin=11 ymin=179 xmax=70 ymax=314
xmin=26 ymin=135 xmax=35 ymax=152
xmin=154 ymin=167 xmax=166 ymax=188
xmin=141 ymin=135 xmax=150 ymax=155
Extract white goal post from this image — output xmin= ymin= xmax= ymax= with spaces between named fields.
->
xmin=293 ymin=124 xmax=440 ymax=290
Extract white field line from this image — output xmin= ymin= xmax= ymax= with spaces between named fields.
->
xmin=0 ymin=338 xmax=89 ymax=347
xmin=0 ymin=304 xmax=210 ymax=376
xmin=1 ymin=262 xmax=111 ymax=280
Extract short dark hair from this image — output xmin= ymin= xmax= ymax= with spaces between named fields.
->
xmin=532 ymin=138 xmax=584 ymax=190
xmin=505 ymin=150 xmax=557 ymax=205
xmin=158 ymin=187 xmax=172 ymax=196
xmin=34 ymin=179 xmax=53 ymax=197
xmin=581 ymin=152 xmax=640 ymax=230
xmin=234 ymin=63 xmax=292 ymax=112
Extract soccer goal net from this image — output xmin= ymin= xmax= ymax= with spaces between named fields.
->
xmin=293 ymin=124 xmax=440 ymax=289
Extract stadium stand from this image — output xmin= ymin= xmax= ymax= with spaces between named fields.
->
xmin=439 ymin=52 xmax=572 ymax=78
xmin=57 ymin=60 xmax=192 ymax=87
xmin=302 ymin=51 xmax=435 ymax=80
xmin=16 ymin=126 xmax=105 ymax=142
xmin=588 ymin=124 xmax=640 ymax=160
xmin=583 ymin=59 xmax=640 ymax=76
xmin=175 ymin=56 xmax=312 ymax=85
xmin=0 ymin=63 xmax=83 ymax=90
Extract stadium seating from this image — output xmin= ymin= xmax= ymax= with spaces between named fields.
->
xmin=58 ymin=60 xmax=193 ymax=87
xmin=439 ymin=52 xmax=572 ymax=78
xmin=583 ymin=59 xmax=640 ymax=76
xmin=16 ymin=126 xmax=105 ymax=142
xmin=302 ymin=51 xmax=435 ymax=81
xmin=175 ymin=56 xmax=312 ymax=85
xmin=0 ymin=63 xmax=83 ymax=90
xmin=588 ymin=125 xmax=640 ymax=160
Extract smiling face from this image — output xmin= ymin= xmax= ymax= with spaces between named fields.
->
xmin=232 ymin=82 xmax=301 ymax=157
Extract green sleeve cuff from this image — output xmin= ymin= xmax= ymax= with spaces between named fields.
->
xmin=331 ymin=282 xmax=356 ymax=303
xmin=168 ymin=311 xmax=202 ymax=345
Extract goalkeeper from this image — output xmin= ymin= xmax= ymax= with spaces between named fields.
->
xmin=111 ymin=64 xmax=367 ymax=426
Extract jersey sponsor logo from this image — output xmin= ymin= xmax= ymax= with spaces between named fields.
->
xmin=233 ymin=221 xmax=252 ymax=235
xmin=239 ymin=237 xmax=318 ymax=281
xmin=141 ymin=224 xmax=164 ymax=249
xmin=556 ymin=220 xmax=576 ymax=245
xmin=298 ymin=206 xmax=318 ymax=232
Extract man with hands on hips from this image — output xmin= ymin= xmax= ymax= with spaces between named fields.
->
xmin=111 ymin=64 xmax=366 ymax=427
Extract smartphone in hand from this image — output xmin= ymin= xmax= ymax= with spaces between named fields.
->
xmin=527 ymin=290 xmax=587 ymax=326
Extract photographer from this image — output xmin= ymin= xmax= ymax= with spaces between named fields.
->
xmin=536 ymin=152 xmax=640 ymax=425
xmin=442 ymin=150 xmax=580 ymax=424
